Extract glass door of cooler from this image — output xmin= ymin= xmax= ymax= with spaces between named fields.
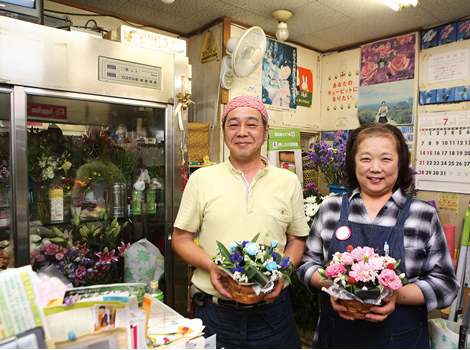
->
xmin=0 ymin=88 xmax=11 ymax=271
xmin=15 ymin=87 xmax=172 ymax=292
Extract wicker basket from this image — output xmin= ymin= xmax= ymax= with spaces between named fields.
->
xmin=228 ymin=278 xmax=265 ymax=304
xmin=341 ymin=299 xmax=374 ymax=319
xmin=302 ymin=156 xmax=318 ymax=186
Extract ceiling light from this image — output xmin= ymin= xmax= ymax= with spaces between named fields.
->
xmin=378 ymin=0 xmax=420 ymax=12
xmin=272 ymin=10 xmax=292 ymax=42
xmin=161 ymin=0 xmax=175 ymax=4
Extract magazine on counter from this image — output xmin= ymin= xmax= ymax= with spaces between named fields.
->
xmin=63 ymin=283 xmax=146 ymax=307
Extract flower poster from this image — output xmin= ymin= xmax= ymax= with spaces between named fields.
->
xmin=458 ymin=20 xmax=470 ymax=41
xmin=297 ymin=66 xmax=313 ymax=108
xmin=262 ymin=39 xmax=297 ymax=109
xmin=360 ymin=34 xmax=416 ymax=86
xmin=358 ymin=34 xmax=417 ymax=126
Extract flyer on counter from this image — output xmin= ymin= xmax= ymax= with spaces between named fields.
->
xmin=0 ymin=265 xmax=50 ymax=340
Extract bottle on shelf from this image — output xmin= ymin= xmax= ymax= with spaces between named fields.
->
xmin=148 ymin=280 xmax=164 ymax=301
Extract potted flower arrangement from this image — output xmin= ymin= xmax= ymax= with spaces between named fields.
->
xmin=28 ymin=126 xmax=72 ymax=223
xmin=212 ymin=233 xmax=293 ymax=304
xmin=30 ymin=212 xmax=130 ymax=287
xmin=303 ymin=133 xmax=347 ymax=193
xmin=319 ymin=245 xmax=408 ymax=319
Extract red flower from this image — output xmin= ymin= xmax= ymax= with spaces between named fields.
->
xmin=347 ymin=245 xmax=353 ymax=252
xmin=387 ymin=263 xmax=395 ymax=270
xmin=348 ymin=276 xmax=356 ymax=284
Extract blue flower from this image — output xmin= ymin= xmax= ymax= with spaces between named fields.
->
xmin=229 ymin=242 xmax=238 ymax=252
xmin=245 ymin=243 xmax=258 ymax=256
xmin=230 ymin=254 xmax=236 ymax=264
xmin=271 ymin=240 xmax=279 ymax=248
xmin=266 ymin=261 xmax=278 ymax=271
xmin=272 ymin=252 xmax=278 ymax=260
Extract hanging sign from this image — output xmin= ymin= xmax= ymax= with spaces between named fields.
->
xmin=200 ymin=31 xmax=219 ymax=63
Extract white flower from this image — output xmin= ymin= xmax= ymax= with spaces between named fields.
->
xmin=30 ymin=234 xmax=42 ymax=243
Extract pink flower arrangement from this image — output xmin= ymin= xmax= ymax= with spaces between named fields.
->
xmin=319 ymin=245 xmax=408 ymax=304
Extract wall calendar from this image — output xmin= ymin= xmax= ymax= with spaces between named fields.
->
xmin=416 ymin=111 xmax=470 ymax=194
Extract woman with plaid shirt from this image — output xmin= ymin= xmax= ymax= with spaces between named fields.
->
xmin=298 ymin=122 xmax=458 ymax=348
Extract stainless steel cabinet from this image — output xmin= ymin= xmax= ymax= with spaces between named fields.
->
xmin=0 ymin=17 xmax=191 ymax=315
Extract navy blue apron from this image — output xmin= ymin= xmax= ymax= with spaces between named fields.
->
xmin=314 ymin=194 xmax=430 ymax=349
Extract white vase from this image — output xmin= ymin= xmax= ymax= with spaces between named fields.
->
xmin=70 ymin=206 xmax=82 ymax=217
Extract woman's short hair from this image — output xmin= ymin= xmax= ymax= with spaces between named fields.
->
xmin=345 ymin=122 xmax=412 ymax=191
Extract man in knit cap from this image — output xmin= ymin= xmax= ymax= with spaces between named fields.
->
xmin=172 ymin=96 xmax=308 ymax=349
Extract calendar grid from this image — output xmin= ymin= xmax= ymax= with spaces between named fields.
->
xmin=416 ymin=112 xmax=470 ymax=194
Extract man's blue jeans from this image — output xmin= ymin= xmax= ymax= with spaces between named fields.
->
xmin=195 ymin=288 xmax=301 ymax=349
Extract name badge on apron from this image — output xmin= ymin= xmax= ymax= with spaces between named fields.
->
xmin=335 ymin=226 xmax=351 ymax=240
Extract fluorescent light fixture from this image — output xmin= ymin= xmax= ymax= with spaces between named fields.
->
xmin=378 ymin=0 xmax=402 ymax=11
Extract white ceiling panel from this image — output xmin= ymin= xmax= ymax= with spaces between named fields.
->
xmin=47 ymin=0 xmax=470 ymax=52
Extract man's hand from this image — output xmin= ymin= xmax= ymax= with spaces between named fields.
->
xmin=263 ymin=278 xmax=284 ymax=303
xmin=209 ymin=263 xmax=232 ymax=299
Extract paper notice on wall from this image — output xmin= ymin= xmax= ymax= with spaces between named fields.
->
xmin=428 ymin=49 xmax=470 ymax=84
xmin=438 ymin=192 xmax=459 ymax=215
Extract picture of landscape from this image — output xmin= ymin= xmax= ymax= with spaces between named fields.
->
xmin=358 ymin=79 xmax=414 ymax=125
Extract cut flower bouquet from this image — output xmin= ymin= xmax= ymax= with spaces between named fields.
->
xmin=303 ymin=133 xmax=347 ymax=187
xmin=319 ymin=245 xmax=407 ymax=318
xmin=212 ymin=233 xmax=293 ymax=303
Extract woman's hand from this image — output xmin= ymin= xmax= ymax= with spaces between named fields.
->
xmin=331 ymin=292 xmax=398 ymax=322
xmin=364 ymin=292 xmax=398 ymax=322
xmin=331 ymin=296 xmax=355 ymax=321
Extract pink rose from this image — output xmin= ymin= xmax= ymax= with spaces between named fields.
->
xmin=55 ymin=252 xmax=64 ymax=260
xmin=75 ymin=266 xmax=86 ymax=279
xmin=397 ymin=35 xmax=413 ymax=46
xmin=369 ymin=257 xmax=384 ymax=269
xmin=388 ymin=53 xmax=410 ymax=76
xmin=378 ymin=269 xmax=403 ymax=290
xmin=361 ymin=61 xmax=378 ymax=83
xmin=376 ymin=44 xmax=391 ymax=57
xmin=43 ymin=243 xmax=60 ymax=255
xmin=340 ymin=252 xmax=354 ymax=265
xmin=30 ymin=251 xmax=45 ymax=264
xmin=325 ymin=263 xmax=347 ymax=278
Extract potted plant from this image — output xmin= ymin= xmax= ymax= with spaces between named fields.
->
xmin=212 ymin=233 xmax=293 ymax=304
xmin=319 ymin=245 xmax=408 ymax=319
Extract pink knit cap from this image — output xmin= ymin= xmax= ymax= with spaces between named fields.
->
xmin=222 ymin=96 xmax=269 ymax=123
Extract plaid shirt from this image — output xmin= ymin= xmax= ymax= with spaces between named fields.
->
xmin=297 ymin=187 xmax=459 ymax=313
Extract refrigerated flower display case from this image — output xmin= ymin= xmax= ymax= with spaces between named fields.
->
xmin=0 ymin=17 xmax=191 ymax=315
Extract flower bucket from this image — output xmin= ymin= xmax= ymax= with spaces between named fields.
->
xmin=228 ymin=278 xmax=265 ymax=304
xmin=341 ymin=299 xmax=374 ymax=319
xmin=328 ymin=185 xmax=349 ymax=194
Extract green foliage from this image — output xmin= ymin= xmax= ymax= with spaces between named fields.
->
xmin=289 ymin=270 xmax=321 ymax=333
